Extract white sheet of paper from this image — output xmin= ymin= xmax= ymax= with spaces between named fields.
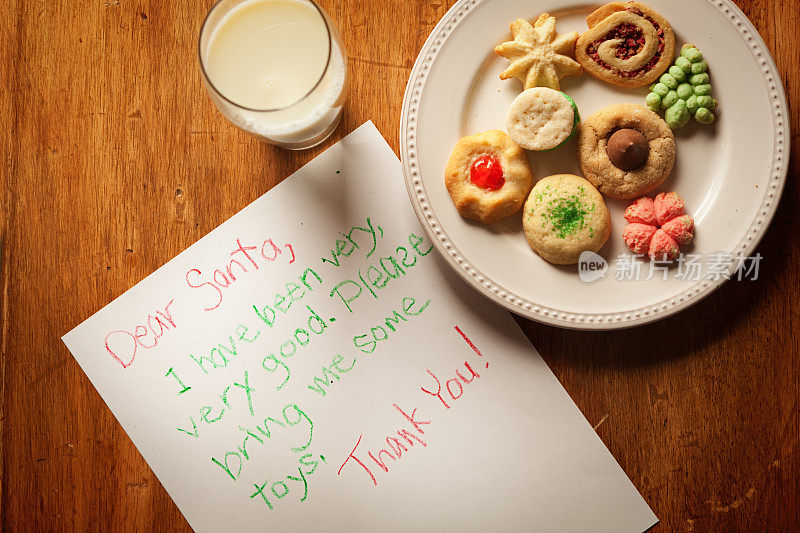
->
xmin=63 ymin=122 xmax=657 ymax=532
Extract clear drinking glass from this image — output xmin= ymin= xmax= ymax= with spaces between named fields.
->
xmin=198 ymin=0 xmax=348 ymax=150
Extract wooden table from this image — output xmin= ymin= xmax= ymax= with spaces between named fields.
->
xmin=1 ymin=0 xmax=797 ymax=530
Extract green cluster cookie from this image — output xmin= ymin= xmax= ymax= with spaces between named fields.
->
xmin=645 ymin=44 xmax=718 ymax=129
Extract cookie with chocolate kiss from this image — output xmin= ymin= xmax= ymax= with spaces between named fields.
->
xmin=578 ymin=104 xmax=675 ymax=200
xmin=607 ymin=128 xmax=649 ymax=170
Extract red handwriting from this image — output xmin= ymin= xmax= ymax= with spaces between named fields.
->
xmin=336 ymin=325 xmax=490 ymax=486
xmin=420 ymin=363 xmax=481 ymax=409
xmin=186 ymin=238 xmax=295 ymax=312
xmin=337 ymin=404 xmax=430 ymax=486
xmin=420 ymin=325 xmax=488 ymax=408
xmin=454 ymin=325 xmax=487 ymax=366
xmin=104 ymin=299 xmax=177 ymax=368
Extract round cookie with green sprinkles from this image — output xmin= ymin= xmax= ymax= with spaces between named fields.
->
xmin=505 ymin=87 xmax=580 ymax=151
xmin=523 ymin=174 xmax=611 ymax=265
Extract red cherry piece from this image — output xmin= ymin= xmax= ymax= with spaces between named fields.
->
xmin=469 ymin=155 xmax=505 ymax=191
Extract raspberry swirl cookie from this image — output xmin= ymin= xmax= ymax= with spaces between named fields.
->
xmin=575 ymin=2 xmax=675 ymax=87
xmin=445 ymin=130 xmax=534 ymax=224
xmin=578 ymin=104 xmax=675 ymax=199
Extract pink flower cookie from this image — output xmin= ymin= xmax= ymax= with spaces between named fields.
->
xmin=622 ymin=192 xmax=694 ymax=260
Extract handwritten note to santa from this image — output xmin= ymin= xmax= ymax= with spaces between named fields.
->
xmin=63 ymin=122 xmax=657 ymax=532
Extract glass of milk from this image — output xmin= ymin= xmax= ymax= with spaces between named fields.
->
xmin=199 ymin=0 xmax=348 ymax=149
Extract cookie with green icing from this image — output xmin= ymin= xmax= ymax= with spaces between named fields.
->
xmin=523 ymin=174 xmax=611 ymax=265
xmin=646 ymin=44 xmax=718 ymax=128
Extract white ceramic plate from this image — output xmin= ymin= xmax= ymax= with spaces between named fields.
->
xmin=400 ymin=0 xmax=789 ymax=329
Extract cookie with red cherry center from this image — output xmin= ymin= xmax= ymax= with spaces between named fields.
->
xmin=445 ymin=130 xmax=534 ymax=224
xmin=575 ymin=1 xmax=675 ymax=88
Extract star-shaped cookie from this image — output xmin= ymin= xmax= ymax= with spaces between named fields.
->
xmin=494 ymin=14 xmax=582 ymax=91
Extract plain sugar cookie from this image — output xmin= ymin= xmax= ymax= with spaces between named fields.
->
xmin=523 ymin=174 xmax=611 ymax=265
xmin=505 ymin=87 xmax=580 ymax=152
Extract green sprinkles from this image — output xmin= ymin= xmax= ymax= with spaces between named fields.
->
xmin=543 ymin=195 xmax=590 ymax=239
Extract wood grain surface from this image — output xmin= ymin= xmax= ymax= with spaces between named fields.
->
xmin=1 ymin=0 xmax=797 ymax=530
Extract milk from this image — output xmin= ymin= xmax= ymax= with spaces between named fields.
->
xmin=200 ymin=0 xmax=347 ymax=148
